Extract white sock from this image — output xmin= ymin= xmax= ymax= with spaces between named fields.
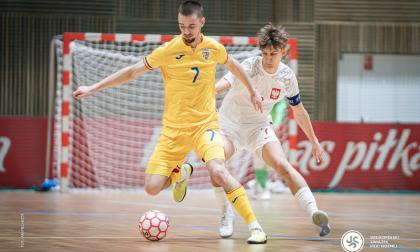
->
xmin=248 ymin=220 xmax=262 ymax=231
xmin=294 ymin=186 xmax=318 ymax=216
xmin=213 ymin=186 xmax=233 ymax=216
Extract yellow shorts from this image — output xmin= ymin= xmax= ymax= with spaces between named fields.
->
xmin=146 ymin=120 xmax=225 ymax=178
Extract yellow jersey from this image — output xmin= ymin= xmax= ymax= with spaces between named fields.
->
xmin=143 ymin=34 xmax=228 ymax=128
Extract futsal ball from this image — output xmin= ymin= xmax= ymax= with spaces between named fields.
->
xmin=139 ymin=210 xmax=169 ymax=241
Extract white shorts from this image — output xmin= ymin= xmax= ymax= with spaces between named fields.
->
xmin=219 ymin=118 xmax=279 ymax=160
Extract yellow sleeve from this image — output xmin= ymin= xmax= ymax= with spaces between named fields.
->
xmin=215 ymin=42 xmax=228 ymax=64
xmin=143 ymin=45 xmax=167 ymax=69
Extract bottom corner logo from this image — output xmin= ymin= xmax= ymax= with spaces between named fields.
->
xmin=341 ymin=230 xmax=364 ymax=252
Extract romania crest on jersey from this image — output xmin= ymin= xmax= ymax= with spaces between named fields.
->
xmin=201 ymin=48 xmax=210 ymax=61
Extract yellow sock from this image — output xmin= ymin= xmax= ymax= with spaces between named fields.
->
xmin=226 ymin=186 xmax=256 ymax=224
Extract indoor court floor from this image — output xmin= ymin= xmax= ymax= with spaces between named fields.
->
xmin=1 ymin=190 xmax=419 ymax=252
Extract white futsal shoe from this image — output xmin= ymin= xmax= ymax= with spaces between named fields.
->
xmin=247 ymin=228 xmax=267 ymax=244
xmin=312 ymin=210 xmax=331 ymax=237
xmin=219 ymin=202 xmax=234 ymax=238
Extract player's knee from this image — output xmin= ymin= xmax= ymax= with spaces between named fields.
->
xmin=144 ymin=184 xmax=161 ymax=196
xmin=210 ymin=176 xmax=219 ymax=187
xmin=212 ymin=168 xmax=228 ymax=185
xmin=207 ymin=160 xmax=229 ymax=185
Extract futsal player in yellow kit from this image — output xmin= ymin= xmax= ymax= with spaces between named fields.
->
xmin=73 ymin=0 xmax=267 ymax=244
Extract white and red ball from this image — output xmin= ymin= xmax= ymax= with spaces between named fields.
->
xmin=139 ymin=210 xmax=169 ymax=241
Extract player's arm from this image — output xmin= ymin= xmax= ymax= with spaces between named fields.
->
xmin=73 ymin=60 xmax=150 ymax=100
xmin=224 ymin=57 xmax=262 ymax=112
xmin=215 ymin=77 xmax=232 ymax=94
xmin=289 ymin=101 xmax=324 ymax=163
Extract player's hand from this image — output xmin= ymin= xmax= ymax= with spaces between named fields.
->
xmin=311 ymin=141 xmax=324 ymax=164
xmin=250 ymin=90 xmax=263 ymax=113
xmin=73 ymin=85 xmax=95 ymax=100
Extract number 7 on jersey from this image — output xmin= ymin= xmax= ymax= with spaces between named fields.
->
xmin=191 ymin=67 xmax=199 ymax=83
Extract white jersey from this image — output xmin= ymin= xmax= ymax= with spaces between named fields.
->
xmin=219 ymin=56 xmax=300 ymax=126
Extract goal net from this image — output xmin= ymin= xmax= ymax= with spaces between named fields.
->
xmin=53 ymin=33 xmax=297 ymax=191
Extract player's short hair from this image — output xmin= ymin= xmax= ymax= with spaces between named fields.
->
xmin=178 ymin=1 xmax=204 ymax=18
xmin=258 ymin=23 xmax=288 ymax=50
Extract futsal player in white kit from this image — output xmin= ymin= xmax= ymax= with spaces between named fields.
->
xmin=213 ymin=23 xmax=331 ymax=238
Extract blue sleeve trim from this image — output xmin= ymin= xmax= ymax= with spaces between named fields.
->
xmin=143 ymin=57 xmax=153 ymax=70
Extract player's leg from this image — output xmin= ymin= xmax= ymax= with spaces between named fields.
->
xmin=144 ymin=173 xmax=171 ymax=196
xmin=260 ymin=141 xmax=331 ymax=236
xmin=207 ymin=159 xmax=266 ymax=243
xmin=195 ymin=123 xmax=266 ymax=244
xmin=213 ymin=134 xmax=236 ymax=238
xmin=212 ymin=130 xmax=237 ymax=213
xmin=221 ymin=134 xmax=236 ymax=161
xmin=145 ymin=127 xmax=189 ymax=200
